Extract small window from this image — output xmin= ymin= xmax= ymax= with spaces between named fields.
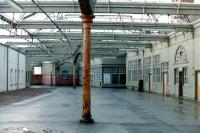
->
xmin=174 ymin=68 xmax=179 ymax=84
xmin=10 ymin=69 xmax=13 ymax=84
xmin=183 ymin=67 xmax=188 ymax=85
xmin=15 ymin=69 xmax=17 ymax=82
xmin=144 ymin=57 xmax=151 ymax=81
xmin=34 ymin=67 xmax=42 ymax=75
xmin=161 ymin=62 xmax=169 ymax=83
xmin=75 ymin=71 xmax=79 ymax=80
xmin=62 ymin=71 xmax=68 ymax=80
xmin=153 ymin=55 xmax=160 ymax=83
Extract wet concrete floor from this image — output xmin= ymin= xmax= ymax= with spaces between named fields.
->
xmin=0 ymin=87 xmax=200 ymax=133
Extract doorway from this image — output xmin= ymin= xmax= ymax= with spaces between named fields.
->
xmin=148 ymin=73 xmax=152 ymax=93
xmin=179 ymin=71 xmax=183 ymax=99
xmin=163 ymin=72 xmax=168 ymax=96
xmin=195 ymin=71 xmax=200 ymax=101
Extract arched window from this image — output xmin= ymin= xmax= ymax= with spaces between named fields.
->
xmin=175 ymin=46 xmax=187 ymax=63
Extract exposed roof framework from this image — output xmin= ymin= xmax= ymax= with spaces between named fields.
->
xmin=0 ymin=1 xmax=200 ymax=15
xmin=0 ymin=32 xmax=169 ymax=41
xmin=0 ymin=21 xmax=193 ymax=32
xmin=0 ymin=0 xmax=199 ymax=65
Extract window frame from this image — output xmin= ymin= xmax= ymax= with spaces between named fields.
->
xmin=153 ymin=55 xmax=161 ymax=83
xmin=183 ymin=67 xmax=188 ymax=85
xmin=62 ymin=71 xmax=68 ymax=80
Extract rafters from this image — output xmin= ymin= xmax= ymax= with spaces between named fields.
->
xmin=0 ymin=21 xmax=193 ymax=32
xmin=0 ymin=14 xmax=52 ymax=56
xmin=0 ymin=0 xmax=199 ymax=59
xmin=5 ymin=41 xmax=152 ymax=48
xmin=0 ymin=32 xmax=169 ymax=42
xmin=0 ymin=1 xmax=200 ymax=15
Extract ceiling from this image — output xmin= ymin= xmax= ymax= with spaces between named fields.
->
xmin=0 ymin=0 xmax=199 ymax=66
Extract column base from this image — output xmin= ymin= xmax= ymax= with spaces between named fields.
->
xmin=80 ymin=115 xmax=94 ymax=123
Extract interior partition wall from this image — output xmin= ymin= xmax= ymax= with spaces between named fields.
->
xmin=80 ymin=57 xmax=126 ymax=88
xmin=0 ymin=44 xmax=7 ymax=92
xmin=91 ymin=65 xmax=126 ymax=88
xmin=0 ymin=43 xmax=26 ymax=92
xmin=102 ymin=66 xmax=126 ymax=87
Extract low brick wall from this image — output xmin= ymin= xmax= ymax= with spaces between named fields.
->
xmin=31 ymin=74 xmax=79 ymax=86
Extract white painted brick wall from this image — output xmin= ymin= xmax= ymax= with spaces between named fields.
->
xmin=126 ymin=24 xmax=200 ymax=99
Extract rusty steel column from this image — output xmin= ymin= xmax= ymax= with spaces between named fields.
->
xmin=73 ymin=63 xmax=76 ymax=89
xmin=80 ymin=14 xmax=95 ymax=123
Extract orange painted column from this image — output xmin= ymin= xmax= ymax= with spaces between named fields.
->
xmin=80 ymin=14 xmax=95 ymax=123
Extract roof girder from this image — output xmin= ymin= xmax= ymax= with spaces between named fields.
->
xmin=0 ymin=32 xmax=169 ymax=42
xmin=0 ymin=21 xmax=193 ymax=32
xmin=0 ymin=1 xmax=200 ymax=15
xmin=6 ymin=41 xmax=152 ymax=48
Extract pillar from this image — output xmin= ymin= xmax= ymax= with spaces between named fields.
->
xmin=73 ymin=63 xmax=76 ymax=88
xmin=80 ymin=14 xmax=95 ymax=123
xmin=50 ymin=73 xmax=53 ymax=86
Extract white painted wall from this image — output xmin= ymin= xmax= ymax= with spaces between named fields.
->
xmin=0 ymin=45 xmax=7 ymax=92
xmin=8 ymin=48 xmax=18 ymax=90
xmin=42 ymin=62 xmax=55 ymax=85
xmin=42 ymin=62 xmax=55 ymax=75
xmin=0 ymin=44 xmax=26 ymax=92
xmin=126 ymin=23 xmax=200 ymax=100
xmin=18 ymin=53 xmax=26 ymax=89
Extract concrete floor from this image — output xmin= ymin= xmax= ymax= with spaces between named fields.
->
xmin=0 ymin=87 xmax=200 ymax=133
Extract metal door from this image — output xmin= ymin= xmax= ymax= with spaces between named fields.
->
xmin=179 ymin=71 xmax=183 ymax=99
xmin=148 ymin=73 xmax=152 ymax=93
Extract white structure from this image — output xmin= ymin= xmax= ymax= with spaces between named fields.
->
xmin=126 ymin=23 xmax=200 ymax=100
xmin=0 ymin=44 xmax=26 ymax=92
xmin=42 ymin=62 xmax=56 ymax=86
xmin=79 ymin=57 xmax=126 ymax=88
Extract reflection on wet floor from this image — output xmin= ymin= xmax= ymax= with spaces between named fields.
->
xmin=174 ymin=99 xmax=184 ymax=113
xmin=195 ymin=103 xmax=200 ymax=120
xmin=3 ymin=127 xmax=59 ymax=133
xmin=0 ymin=87 xmax=200 ymax=133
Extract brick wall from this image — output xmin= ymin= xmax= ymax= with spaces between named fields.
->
xmin=31 ymin=74 xmax=79 ymax=86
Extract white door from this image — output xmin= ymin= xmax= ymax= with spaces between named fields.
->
xmin=104 ymin=73 xmax=111 ymax=84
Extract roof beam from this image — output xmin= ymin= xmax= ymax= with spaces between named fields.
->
xmin=0 ymin=14 xmax=52 ymax=55
xmin=78 ymin=0 xmax=96 ymax=15
xmin=0 ymin=32 xmax=169 ymax=42
xmin=0 ymin=21 xmax=193 ymax=32
xmin=25 ymin=46 xmax=138 ymax=53
xmin=6 ymin=0 xmax=23 ymax=12
xmin=0 ymin=1 xmax=200 ymax=15
xmin=22 ymin=13 xmax=37 ymax=20
xmin=0 ymin=14 xmax=16 ymax=26
xmin=5 ymin=41 xmax=152 ymax=48
xmin=31 ymin=0 xmax=71 ymax=47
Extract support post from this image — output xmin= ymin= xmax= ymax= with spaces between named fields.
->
xmin=17 ymin=52 xmax=19 ymax=89
xmin=6 ymin=46 xmax=9 ymax=92
xmin=50 ymin=73 xmax=53 ymax=86
xmin=80 ymin=14 xmax=95 ymax=123
xmin=73 ymin=63 xmax=76 ymax=89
